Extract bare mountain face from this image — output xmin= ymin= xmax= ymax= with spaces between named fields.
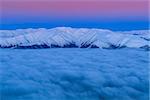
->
xmin=0 ymin=27 xmax=149 ymax=50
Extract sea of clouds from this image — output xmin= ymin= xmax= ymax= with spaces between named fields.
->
xmin=0 ymin=48 xmax=149 ymax=100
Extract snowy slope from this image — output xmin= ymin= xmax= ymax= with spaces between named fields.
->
xmin=0 ymin=27 xmax=149 ymax=49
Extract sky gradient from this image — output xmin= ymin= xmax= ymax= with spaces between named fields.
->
xmin=0 ymin=0 xmax=149 ymax=30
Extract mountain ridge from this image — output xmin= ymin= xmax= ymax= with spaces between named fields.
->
xmin=0 ymin=27 xmax=149 ymax=50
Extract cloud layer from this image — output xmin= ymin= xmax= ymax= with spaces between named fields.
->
xmin=0 ymin=48 xmax=149 ymax=100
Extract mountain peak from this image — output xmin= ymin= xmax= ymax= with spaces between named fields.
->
xmin=0 ymin=28 xmax=149 ymax=50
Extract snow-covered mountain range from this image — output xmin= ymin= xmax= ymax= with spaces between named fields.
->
xmin=0 ymin=27 xmax=149 ymax=49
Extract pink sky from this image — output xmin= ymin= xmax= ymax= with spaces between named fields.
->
xmin=0 ymin=0 xmax=149 ymax=30
xmin=1 ymin=0 xmax=148 ymax=17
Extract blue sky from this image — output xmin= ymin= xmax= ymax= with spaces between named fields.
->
xmin=0 ymin=0 xmax=149 ymax=30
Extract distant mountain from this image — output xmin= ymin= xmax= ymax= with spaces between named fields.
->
xmin=0 ymin=27 xmax=149 ymax=50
